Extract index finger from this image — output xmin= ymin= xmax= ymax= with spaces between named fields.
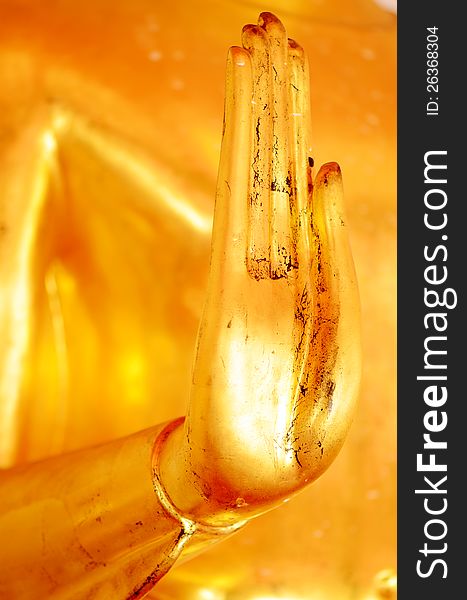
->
xmin=211 ymin=46 xmax=252 ymax=274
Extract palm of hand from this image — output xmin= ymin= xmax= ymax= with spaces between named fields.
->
xmin=169 ymin=13 xmax=361 ymax=523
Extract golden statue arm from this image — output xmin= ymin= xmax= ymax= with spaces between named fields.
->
xmin=0 ymin=418 xmax=243 ymax=598
xmin=0 ymin=424 xmax=184 ymax=599
xmin=0 ymin=12 xmax=361 ymax=598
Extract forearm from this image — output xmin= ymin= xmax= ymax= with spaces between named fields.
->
xmin=0 ymin=419 xmax=240 ymax=599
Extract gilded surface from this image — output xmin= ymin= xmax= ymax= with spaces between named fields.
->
xmin=0 ymin=0 xmax=396 ymax=598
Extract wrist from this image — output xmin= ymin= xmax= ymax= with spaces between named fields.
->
xmin=155 ymin=417 xmax=250 ymax=528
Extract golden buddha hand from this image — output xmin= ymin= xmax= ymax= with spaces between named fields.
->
xmin=159 ymin=13 xmax=361 ymax=527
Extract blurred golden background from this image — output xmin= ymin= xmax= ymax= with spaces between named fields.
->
xmin=0 ymin=0 xmax=396 ymax=598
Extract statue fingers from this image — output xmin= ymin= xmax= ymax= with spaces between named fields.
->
xmin=211 ymin=46 xmax=252 ymax=273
